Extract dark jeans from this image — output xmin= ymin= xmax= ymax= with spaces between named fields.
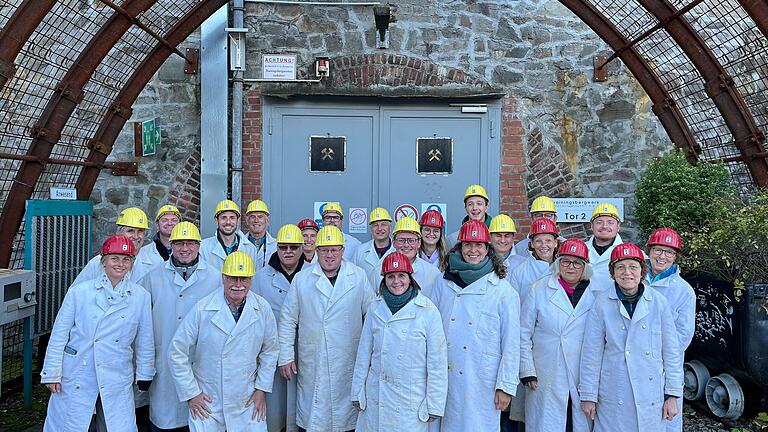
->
xmin=150 ymin=424 xmax=189 ymax=432
xmin=501 ymin=413 xmax=524 ymax=432
xmin=298 ymin=429 xmax=353 ymax=432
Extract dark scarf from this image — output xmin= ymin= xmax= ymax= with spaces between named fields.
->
xmin=217 ymin=230 xmax=240 ymax=255
xmin=616 ymin=283 xmax=645 ymax=318
xmin=374 ymin=240 xmax=392 ymax=258
xmin=154 ymin=233 xmax=171 ymax=261
xmin=381 ymin=285 xmax=418 ymax=315
xmin=460 ymin=213 xmax=493 ymax=228
xmin=592 ymin=237 xmax=614 ymax=256
xmin=268 ymin=251 xmax=304 ymax=284
xmin=171 ymin=255 xmax=200 ymax=281
xmin=443 ymin=250 xmax=493 ymax=287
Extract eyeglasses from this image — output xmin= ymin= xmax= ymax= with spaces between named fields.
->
xmin=651 ymin=247 xmax=677 ymax=258
xmin=396 ymin=237 xmax=420 ymax=245
xmin=278 ymin=244 xmax=301 ymax=251
xmin=318 ymin=247 xmax=343 ymax=255
xmin=559 ymin=259 xmax=584 ymax=269
xmin=322 ymin=215 xmax=341 ymax=222
xmin=614 ymin=263 xmax=642 ymax=273
xmin=172 ymin=240 xmax=199 ymax=248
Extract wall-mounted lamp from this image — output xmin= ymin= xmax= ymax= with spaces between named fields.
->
xmin=315 ymin=57 xmax=330 ymax=78
xmin=373 ymin=5 xmax=396 ymax=49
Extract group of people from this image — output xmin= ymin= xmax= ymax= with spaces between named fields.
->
xmin=40 ymin=184 xmax=696 ymax=432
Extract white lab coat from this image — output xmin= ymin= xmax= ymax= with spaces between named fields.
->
xmin=351 ymin=294 xmax=448 ymax=431
xmin=278 ymin=261 xmax=374 ymax=432
xmin=168 ymin=290 xmax=279 ymax=432
xmin=519 ymin=275 xmax=600 ymax=432
xmin=254 ymin=261 xmax=306 ymax=432
xmin=343 ymin=232 xmax=362 ymax=261
xmin=139 ymin=241 xmax=166 ymax=271
xmin=508 ymin=258 xmax=551 ymax=302
xmin=646 ymin=266 xmax=696 ymax=432
xmin=579 ymin=285 xmax=684 ymax=432
xmin=369 ymin=257 xmax=441 ymax=300
xmin=41 ymin=274 xmax=155 ymax=432
xmin=199 ymin=230 xmax=260 ymax=271
xmin=353 ymin=239 xmax=394 ymax=286
xmin=430 ymin=271 xmax=520 ymax=432
xmin=141 ymin=259 xmax=221 ymax=429
xmin=72 ymin=247 xmax=157 ymax=287
xmin=585 ymin=234 xmax=623 ymax=287
xmin=501 ymin=252 xmax=527 ymax=282
xmin=250 ymin=231 xmax=278 ymax=271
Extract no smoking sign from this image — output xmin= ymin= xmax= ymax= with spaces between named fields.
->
xmin=394 ymin=204 xmax=419 ymax=222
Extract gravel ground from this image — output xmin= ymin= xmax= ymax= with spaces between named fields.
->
xmin=683 ymin=403 xmax=758 ymax=432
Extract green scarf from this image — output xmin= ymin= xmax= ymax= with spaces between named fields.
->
xmin=448 ymin=250 xmax=493 ymax=286
xmin=381 ymin=285 xmax=418 ymax=315
xmin=460 ymin=213 xmax=493 ymax=228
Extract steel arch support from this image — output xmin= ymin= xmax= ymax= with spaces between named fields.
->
xmin=637 ymin=0 xmax=768 ymax=187
xmin=558 ymin=0 xmax=700 ymax=163
xmin=739 ymin=0 xmax=768 ymax=39
xmin=76 ymin=0 xmax=229 ymax=202
xmin=0 ymin=0 xmax=57 ymax=90
xmin=0 ymin=0 xmax=158 ymax=267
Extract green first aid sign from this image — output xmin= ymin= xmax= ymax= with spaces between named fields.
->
xmin=141 ymin=119 xmax=160 ymax=156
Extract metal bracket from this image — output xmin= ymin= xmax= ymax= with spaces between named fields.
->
xmin=593 ymin=56 xmax=609 ymax=82
xmin=86 ymin=140 xmax=112 ymax=155
xmin=185 ymin=48 xmax=199 ymax=74
xmin=29 ymin=124 xmax=60 ymax=144
xmin=103 ymin=161 xmax=138 ymax=176
xmin=109 ymin=102 xmax=133 ymax=120
xmin=55 ymin=82 xmax=85 ymax=103
xmin=704 ymin=74 xmax=736 ymax=98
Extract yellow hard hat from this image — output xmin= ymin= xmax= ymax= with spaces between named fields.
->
xmin=155 ymin=204 xmax=181 ymax=221
xmin=246 ymin=199 xmax=270 ymax=215
xmin=221 ymin=251 xmax=255 ymax=277
xmin=276 ymin=224 xmax=304 ymax=244
xmin=393 ymin=217 xmax=421 ymax=236
xmin=591 ymin=202 xmax=621 ymax=222
xmin=214 ymin=199 xmax=240 ymax=218
xmin=369 ymin=207 xmax=392 ymax=223
xmin=464 ymin=184 xmax=489 ymax=202
xmin=322 ymin=202 xmax=343 ymax=217
xmin=116 ymin=207 xmax=149 ymax=229
xmin=489 ymin=214 xmax=517 ymax=233
xmin=530 ymin=196 xmax=556 ymax=214
xmin=316 ymin=225 xmax=345 ymax=247
xmin=169 ymin=221 xmax=201 ymax=242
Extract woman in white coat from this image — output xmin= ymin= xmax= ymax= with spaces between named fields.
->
xmin=41 ymin=235 xmax=155 ymax=432
xmin=298 ymin=218 xmax=319 ymax=265
xmin=519 ymin=238 xmax=597 ymax=432
xmin=352 ymin=252 xmax=448 ymax=431
xmin=645 ymin=228 xmax=696 ymax=432
xmin=579 ymin=243 xmax=684 ymax=432
xmin=418 ymin=210 xmax=449 ymax=268
xmin=508 ymin=217 xmax=560 ymax=301
xmin=432 ymin=220 xmax=520 ymax=432
xmin=168 ymin=251 xmax=279 ymax=432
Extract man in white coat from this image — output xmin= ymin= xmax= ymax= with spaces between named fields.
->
xmin=199 ymin=199 xmax=259 ymax=271
xmin=585 ymin=203 xmax=624 ymax=288
xmin=245 ymin=199 xmax=278 ymax=271
xmin=278 ymin=225 xmax=373 ymax=432
xmin=353 ymin=207 xmax=394 ymax=279
xmin=141 ymin=222 xmax=220 ymax=431
xmin=513 ymin=196 xmax=564 ymax=258
xmin=488 ymin=214 xmax=526 ymax=275
xmin=168 ymin=251 xmax=279 ymax=432
xmin=138 ymin=204 xmax=182 ymax=270
xmin=447 ymin=184 xmax=493 ymax=247
xmin=320 ymin=202 xmax=362 ymax=261
xmin=369 ymin=217 xmax=441 ymax=299
xmin=254 ymin=224 xmax=308 ymax=432
xmin=41 ymin=235 xmax=155 ymax=432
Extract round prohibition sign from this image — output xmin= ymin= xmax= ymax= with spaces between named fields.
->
xmin=349 ymin=208 xmax=367 ymax=225
xmin=394 ymin=204 xmax=418 ymax=221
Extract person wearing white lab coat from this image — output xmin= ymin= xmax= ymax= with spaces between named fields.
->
xmin=277 ymin=226 xmax=374 ymax=432
xmin=41 ymin=235 xmax=155 ymax=432
xmin=352 ymin=252 xmax=448 ymax=431
xmin=513 ymin=196 xmax=563 ymax=258
xmin=585 ymin=203 xmax=624 ymax=288
xmin=644 ymin=228 xmax=696 ymax=432
xmin=579 ymin=243 xmax=684 ymax=432
xmin=418 ymin=210 xmax=449 ymax=268
xmin=254 ymin=224 xmax=308 ymax=432
xmin=73 ymin=207 xmax=153 ymax=286
xmin=508 ymin=217 xmax=560 ymax=302
xmin=245 ymin=199 xmax=279 ymax=271
xmin=519 ymin=238 xmax=597 ymax=432
xmin=320 ymin=202 xmax=362 ymax=261
xmin=141 ymin=222 xmax=220 ymax=431
xmin=199 ymin=199 xmax=260 ymax=271
xmin=298 ymin=218 xmax=319 ymax=265
xmin=446 ymin=184 xmax=492 ymax=247
xmin=369 ymin=217 xmax=441 ymax=299
xmin=139 ymin=204 xmax=183 ymax=271
xmin=168 ymin=251 xmax=279 ymax=432
xmin=488 ymin=213 xmax=527 ymax=282
xmin=353 ymin=207 xmax=395 ymax=281
xmin=432 ymin=220 xmax=520 ymax=432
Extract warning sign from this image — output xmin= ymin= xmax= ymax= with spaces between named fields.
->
xmin=348 ymin=207 xmax=368 ymax=234
xmin=394 ymin=204 xmax=419 ymax=222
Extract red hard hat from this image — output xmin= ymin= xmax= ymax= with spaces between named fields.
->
xmin=610 ymin=242 xmax=645 ymax=266
xmin=458 ymin=220 xmax=491 ymax=243
xmin=647 ymin=227 xmax=682 ymax=251
xmin=558 ymin=238 xmax=589 ymax=261
xmin=381 ymin=252 xmax=414 ymax=275
xmin=420 ymin=210 xmax=444 ymax=229
xmin=528 ymin=217 xmax=559 ymax=239
xmin=297 ymin=218 xmax=319 ymax=231
xmin=100 ymin=235 xmax=136 ymax=256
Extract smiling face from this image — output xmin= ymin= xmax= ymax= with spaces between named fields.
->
xmin=171 ymin=240 xmax=200 ymax=264
xmin=461 ymin=241 xmax=488 ymax=264
xmin=558 ymin=256 xmax=585 ymax=286
xmin=612 ymin=259 xmax=643 ymax=292
xmin=278 ymin=243 xmax=302 ymax=268
xmin=531 ymin=234 xmax=557 ymax=262
xmin=302 ymin=228 xmax=317 ymax=256
xmin=464 ymin=197 xmax=489 ymax=222
xmin=119 ymin=226 xmax=146 ymax=251
xmin=649 ymin=245 xmax=677 ymax=275
xmin=394 ymin=232 xmax=420 ymax=261
xmin=223 ymin=275 xmax=252 ymax=306
xmin=157 ymin=214 xmax=180 ymax=238
xmin=421 ymin=226 xmax=441 ymax=248
xmin=317 ymin=246 xmax=343 ymax=274
xmin=384 ymin=271 xmax=410 ymax=295
xmin=591 ymin=215 xmax=620 ymax=243
xmin=491 ymin=232 xmax=515 ymax=255
xmin=216 ymin=211 xmax=239 ymax=236
xmin=246 ymin=212 xmax=269 ymax=237
xmin=370 ymin=220 xmax=392 ymax=243
xmin=102 ymin=254 xmax=134 ymax=282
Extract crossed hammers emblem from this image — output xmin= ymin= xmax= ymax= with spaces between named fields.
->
xmin=428 ymin=148 xmax=441 ymax=162
xmin=321 ymin=147 xmax=335 ymax=161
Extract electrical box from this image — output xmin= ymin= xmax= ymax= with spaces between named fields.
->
xmin=0 ymin=269 xmax=36 ymax=325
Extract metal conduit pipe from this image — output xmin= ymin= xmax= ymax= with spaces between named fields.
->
xmin=231 ymin=0 xmax=244 ymax=208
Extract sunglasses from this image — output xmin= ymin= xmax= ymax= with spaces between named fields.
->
xmin=278 ymin=245 xmax=301 ymax=251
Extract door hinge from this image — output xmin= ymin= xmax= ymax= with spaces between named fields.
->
xmin=490 ymin=120 xmax=495 ymax=139
xmin=268 ymin=116 xmax=273 ymax=135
